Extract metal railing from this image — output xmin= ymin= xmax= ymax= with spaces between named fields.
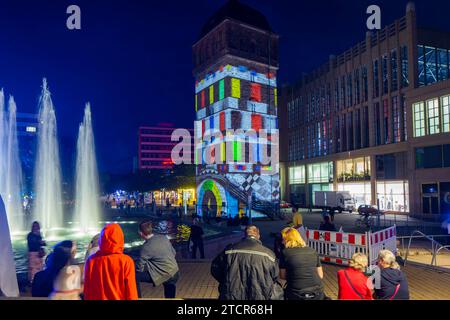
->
xmin=400 ymin=230 xmax=450 ymax=267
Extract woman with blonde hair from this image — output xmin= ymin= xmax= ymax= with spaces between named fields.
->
xmin=375 ymin=250 xmax=409 ymax=300
xmin=337 ymin=252 xmax=373 ymax=300
xmin=279 ymin=227 xmax=325 ymax=300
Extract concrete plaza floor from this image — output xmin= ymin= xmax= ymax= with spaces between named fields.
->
xmin=141 ymin=260 xmax=450 ymax=300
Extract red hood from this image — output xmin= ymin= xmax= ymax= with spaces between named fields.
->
xmin=99 ymin=224 xmax=124 ymax=254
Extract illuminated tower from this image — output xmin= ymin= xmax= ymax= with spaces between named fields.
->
xmin=193 ymin=0 xmax=279 ymax=218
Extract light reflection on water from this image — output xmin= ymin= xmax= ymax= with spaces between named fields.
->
xmin=12 ymin=219 xmax=218 ymax=274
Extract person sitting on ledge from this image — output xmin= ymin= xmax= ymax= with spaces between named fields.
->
xmin=135 ymin=220 xmax=179 ymax=299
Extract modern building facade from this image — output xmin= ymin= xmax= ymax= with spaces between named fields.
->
xmin=193 ymin=0 xmax=280 ymax=218
xmin=17 ymin=112 xmax=38 ymax=194
xmin=138 ymin=123 xmax=193 ymax=171
xmin=279 ymin=3 xmax=450 ymax=217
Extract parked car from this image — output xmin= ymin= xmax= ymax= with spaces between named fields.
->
xmin=280 ymin=201 xmax=292 ymax=209
xmin=357 ymin=205 xmax=381 ymax=216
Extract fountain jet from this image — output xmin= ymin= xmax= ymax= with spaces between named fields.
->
xmin=0 ymin=91 xmax=25 ymax=232
xmin=5 ymin=96 xmax=25 ymax=232
xmin=74 ymin=103 xmax=101 ymax=232
xmin=33 ymin=79 xmax=63 ymax=231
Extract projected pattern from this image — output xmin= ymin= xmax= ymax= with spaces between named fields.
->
xmin=195 ymin=64 xmax=280 ymax=217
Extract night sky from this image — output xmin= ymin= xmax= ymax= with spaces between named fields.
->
xmin=0 ymin=0 xmax=449 ymax=175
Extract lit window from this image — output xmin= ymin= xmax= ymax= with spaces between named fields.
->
xmin=209 ymin=85 xmax=214 ymax=104
xmin=231 ymin=78 xmax=240 ymax=99
xmin=413 ymin=102 xmax=425 ymax=137
xmin=427 ymin=98 xmax=440 ymax=135
xmin=442 ymin=95 xmax=450 ymax=133
xmin=250 ymin=83 xmax=261 ymax=102
xmin=219 ymin=80 xmax=225 ymax=100
xmin=26 ymin=126 xmax=37 ymax=133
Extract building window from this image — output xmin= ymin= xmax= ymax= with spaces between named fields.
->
xmin=382 ymin=54 xmax=389 ymax=95
xmin=375 ymin=102 xmax=381 ymax=146
xmin=347 ymin=74 xmax=353 ymax=107
xmin=442 ymin=95 xmax=450 ymax=132
xmin=416 ymin=145 xmax=443 ymax=169
xmin=219 ymin=79 xmax=225 ymax=100
xmin=195 ymin=94 xmax=198 ymax=112
xmin=383 ymin=99 xmax=390 ymax=144
xmin=355 ymin=69 xmax=360 ymax=105
xmin=363 ymin=106 xmax=369 ymax=148
xmin=391 ymin=49 xmax=398 ymax=91
xmin=348 ymin=112 xmax=354 ymax=150
xmin=401 ymin=45 xmax=409 ymax=87
xmin=307 ymin=162 xmax=333 ymax=183
xmin=392 ymin=96 xmax=401 ymax=143
xmin=250 ymin=83 xmax=261 ymax=102
xmin=362 ymin=66 xmax=368 ymax=102
xmin=231 ymin=78 xmax=240 ymax=98
xmin=401 ymin=95 xmax=407 ymax=141
xmin=377 ymin=181 xmax=409 ymax=212
xmin=373 ymin=59 xmax=379 ymax=98
xmin=437 ymin=48 xmax=449 ymax=81
xmin=418 ymin=45 xmax=426 ymax=86
xmin=413 ymin=102 xmax=425 ymax=137
xmin=418 ymin=45 xmax=450 ymax=86
xmin=427 ymin=98 xmax=440 ymax=135
xmin=336 ymin=157 xmax=371 ymax=182
xmin=289 ymin=166 xmax=306 ymax=184
xmin=209 ymin=85 xmax=214 ymax=105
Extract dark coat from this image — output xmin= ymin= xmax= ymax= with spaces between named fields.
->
xmin=211 ymin=237 xmax=283 ymax=300
xmin=375 ymin=268 xmax=410 ymax=300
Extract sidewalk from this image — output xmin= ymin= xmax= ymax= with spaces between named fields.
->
xmin=141 ymin=260 xmax=450 ymax=300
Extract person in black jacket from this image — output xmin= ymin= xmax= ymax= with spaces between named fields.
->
xmin=375 ymin=250 xmax=410 ymax=300
xmin=211 ymin=225 xmax=283 ymax=300
xmin=188 ymin=218 xmax=204 ymax=259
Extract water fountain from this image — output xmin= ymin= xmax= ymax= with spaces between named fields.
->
xmin=0 ymin=90 xmax=7 ymax=210
xmin=33 ymin=79 xmax=63 ymax=232
xmin=5 ymin=96 xmax=25 ymax=232
xmin=0 ymin=90 xmax=25 ymax=233
xmin=74 ymin=103 xmax=101 ymax=232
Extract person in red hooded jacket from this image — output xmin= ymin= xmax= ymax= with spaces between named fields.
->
xmin=83 ymin=223 xmax=138 ymax=300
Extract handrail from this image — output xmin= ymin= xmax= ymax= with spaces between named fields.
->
xmin=404 ymin=230 xmax=450 ymax=267
xmin=431 ymin=245 xmax=450 ymax=266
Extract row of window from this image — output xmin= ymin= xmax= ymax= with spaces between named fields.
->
xmin=288 ymin=46 xmax=409 ymax=129
xmin=195 ymin=78 xmax=277 ymax=111
xmin=288 ymin=162 xmax=333 ymax=184
xmin=413 ymin=94 xmax=450 ymax=137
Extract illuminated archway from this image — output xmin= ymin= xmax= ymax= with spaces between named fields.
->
xmin=197 ymin=179 xmax=227 ymax=216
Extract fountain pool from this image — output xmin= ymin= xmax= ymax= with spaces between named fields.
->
xmin=11 ymin=218 xmax=222 ymax=275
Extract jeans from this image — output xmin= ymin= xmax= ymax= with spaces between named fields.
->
xmin=136 ymin=271 xmax=179 ymax=299
xmin=191 ymin=238 xmax=205 ymax=259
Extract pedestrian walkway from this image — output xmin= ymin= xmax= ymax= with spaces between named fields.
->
xmin=141 ymin=260 xmax=450 ymax=300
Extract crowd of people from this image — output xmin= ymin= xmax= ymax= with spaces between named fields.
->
xmin=25 ymin=211 xmax=410 ymax=300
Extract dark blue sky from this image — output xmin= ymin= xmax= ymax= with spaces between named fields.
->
xmin=0 ymin=0 xmax=449 ymax=174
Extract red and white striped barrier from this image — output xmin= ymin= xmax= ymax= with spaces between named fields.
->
xmin=305 ymin=226 xmax=396 ymax=266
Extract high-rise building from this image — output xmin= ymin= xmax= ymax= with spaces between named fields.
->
xmin=193 ymin=0 xmax=280 ymax=218
xmin=138 ymin=123 xmax=193 ymax=171
xmin=279 ymin=3 xmax=450 ymax=217
xmin=17 ymin=112 xmax=38 ymax=194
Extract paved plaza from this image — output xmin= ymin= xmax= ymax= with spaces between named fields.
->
xmin=141 ymin=260 xmax=450 ymax=300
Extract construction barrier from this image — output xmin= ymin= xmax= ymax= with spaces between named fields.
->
xmin=305 ymin=226 xmax=397 ymax=266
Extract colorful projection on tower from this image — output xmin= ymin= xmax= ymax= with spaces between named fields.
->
xmin=195 ymin=64 xmax=280 ymax=217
